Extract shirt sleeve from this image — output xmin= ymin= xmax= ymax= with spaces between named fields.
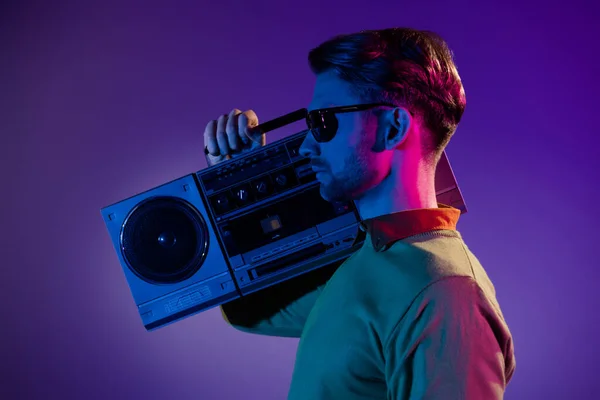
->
xmin=219 ymin=260 xmax=342 ymax=338
xmin=384 ymin=276 xmax=516 ymax=399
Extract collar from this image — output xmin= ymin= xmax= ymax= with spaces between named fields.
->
xmin=358 ymin=204 xmax=461 ymax=252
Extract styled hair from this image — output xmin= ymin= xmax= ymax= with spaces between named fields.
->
xmin=308 ymin=27 xmax=466 ymax=163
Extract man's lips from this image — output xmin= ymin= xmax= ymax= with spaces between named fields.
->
xmin=310 ymin=160 xmax=328 ymax=173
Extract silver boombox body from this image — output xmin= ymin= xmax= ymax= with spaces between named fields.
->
xmin=101 ymin=129 xmax=466 ymax=331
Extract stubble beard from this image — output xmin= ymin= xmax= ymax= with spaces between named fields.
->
xmin=319 ymin=149 xmax=376 ymax=204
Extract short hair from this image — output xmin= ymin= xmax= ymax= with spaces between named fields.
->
xmin=308 ymin=27 xmax=466 ymax=164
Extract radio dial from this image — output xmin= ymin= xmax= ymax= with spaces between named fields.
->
xmin=216 ymin=195 xmax=229 ymax=207
xmin=256 ymin=181 xmax=267 ymax=193
xmin=275 ymin=174 xmax=287 ymax=186
xmin=236 ymin=189 xmax=248 ymax=202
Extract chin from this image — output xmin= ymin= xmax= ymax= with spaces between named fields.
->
xmin=319 ymin=183 xmax=351 ymax=203
xmin=318 ymin=185 xmax=332 ymax=202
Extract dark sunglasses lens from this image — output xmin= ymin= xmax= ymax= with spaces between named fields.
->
xmin=311 ymin=128 xmax=325 ymax=142
xmin=309 ymin=111 xmax=338 ymax=143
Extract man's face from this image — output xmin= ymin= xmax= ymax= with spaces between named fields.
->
xmin=299 ymin=71 xmax=394 ymax=203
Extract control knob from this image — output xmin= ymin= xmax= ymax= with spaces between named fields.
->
xmin=256 ymin=181 xmax=268 ymax=193
xmin=236 ymin=188 xmax=249 ymax=202
xmin=275 ymin=174 xmax=287 ymax=186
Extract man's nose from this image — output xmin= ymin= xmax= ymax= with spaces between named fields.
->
xmin=299 ymin=131 xmax=319 ymax=159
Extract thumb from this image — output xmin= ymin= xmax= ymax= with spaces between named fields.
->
xmin=247 ymin=124 xmax=263 ymax=144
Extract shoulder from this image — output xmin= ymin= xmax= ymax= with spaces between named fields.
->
xmin=365 ymin=230 xmax=476 ymax=297
xmin=382 ymin=277 xmax=517 ymax=393
xmin=384 ymin=275 xmax=512 ymax=350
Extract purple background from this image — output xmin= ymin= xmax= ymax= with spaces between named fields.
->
xmin=3 ymin=0 xmax=598 ymax=399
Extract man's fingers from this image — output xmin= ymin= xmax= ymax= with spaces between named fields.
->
xmin=202 ymin=108 xmax=265 ymax=166
xmin=203 ymin=119 xmax=219 ymax=156
xmin=226 ymin=108 xmax=243 ymax=150
xmin=240 ymin=109 xmax=260 ymax=145
xmin=216 ymin=114 xmax=230 ymax=156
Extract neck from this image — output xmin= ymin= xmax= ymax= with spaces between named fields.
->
xmin=354 ymin=158 xmax=438 ymax=221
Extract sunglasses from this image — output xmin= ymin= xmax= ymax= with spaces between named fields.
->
xmin=254 ymin=102 xmax=397 ymax=143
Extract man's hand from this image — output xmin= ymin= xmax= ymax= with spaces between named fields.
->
xmin=203 ymin=108 xmax=266 ymax=166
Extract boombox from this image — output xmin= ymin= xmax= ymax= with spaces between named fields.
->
xmin=101 ymin=126 xmax=466 ymax=331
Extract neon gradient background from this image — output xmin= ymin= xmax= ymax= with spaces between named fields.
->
xmin=3 ymin=0 xmax=598 ymax=399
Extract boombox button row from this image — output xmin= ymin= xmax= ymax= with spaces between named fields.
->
xmin=251 ymin=233 xmax=320 ymax=263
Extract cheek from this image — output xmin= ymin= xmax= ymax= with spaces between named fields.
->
xmin=325 ymin=114 xmax=379 ymax=176
xmin=347 ymin=113 xmax=375 ymax=147
xmin=322 ymin=146 xmax=348 ymax=176
xmin=355 ymin=139 xmax=392 ymax=185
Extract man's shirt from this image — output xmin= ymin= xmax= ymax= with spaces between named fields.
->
xmin=221 ymin=205 xmax=516 ymax=399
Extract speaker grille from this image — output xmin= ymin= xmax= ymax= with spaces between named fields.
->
xmin=120 ymin=197 xmax=209 ymax=284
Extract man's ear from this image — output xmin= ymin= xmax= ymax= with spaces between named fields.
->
xmin=385 ymin=107 xmax=411 ymax=150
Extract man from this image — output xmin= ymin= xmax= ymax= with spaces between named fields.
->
xmin=203 ymin=27 xmax=515 ymax=399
